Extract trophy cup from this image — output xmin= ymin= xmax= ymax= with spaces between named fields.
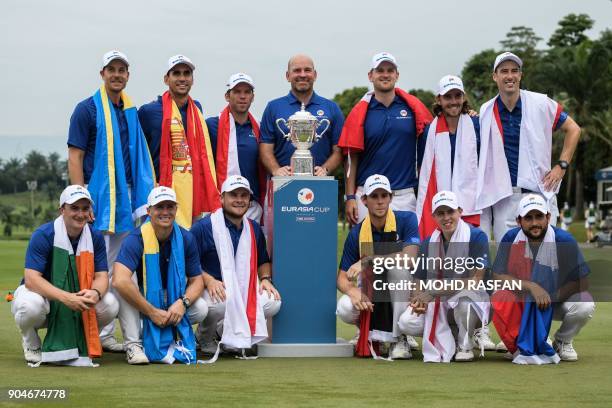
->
xmin=275 ymin=104 xmax=330 ymax=176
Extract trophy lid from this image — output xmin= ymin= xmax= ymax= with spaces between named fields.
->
xmin=287 ymin=103 xmax=318 ymax=123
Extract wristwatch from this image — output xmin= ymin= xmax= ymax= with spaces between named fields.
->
xmin=557 ymin=160 xmax=569 ymax=170
xmin=260 ymin=276 xmax=273 ymax=284
xmin=180 ymin=294 xmax=191 ymax=309
xmin=344 ymin=194 xmax=356 ymax=201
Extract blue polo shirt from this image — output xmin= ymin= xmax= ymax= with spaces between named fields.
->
xmin=22 ymin=222 xmax=108 ymax=285
xmin=137 ymin=96 xmax=203 ymax=181
xmin=68 ymin=96 xmax=133 ymax=185
xmin=493 ymin=226 xmax=589 ymax=286
xmin=206 ymin=116 xmax=261 ymax=198
xmin=496 ymin=97 xmax=568 ymax=187
xmin=115 ymin=225 xmax=202 ymax=290
xmin=356 ymin=96 xmax=421 ymax=190
xmin=260 ymin=92 xmax=344 ymax=167
xmin=414 ymin=225 xmax=490 ymax=280
xmin=190 ymin=216 xmax=270 ymax=281
xmin=339 ymin=211 xmax=420 ymax=271
xmin=417 ymin=116 xmax=481 ymax=172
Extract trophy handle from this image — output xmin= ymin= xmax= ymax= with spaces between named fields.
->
xmin=275 ymin=118 xmax=290 ymax=139
xmin=315 ymin=118 xmax=330 ymax=141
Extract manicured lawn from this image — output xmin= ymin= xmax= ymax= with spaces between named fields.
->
xmin=1 ymin=238 xmax=611 ymax=407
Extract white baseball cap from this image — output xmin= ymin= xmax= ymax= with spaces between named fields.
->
xmin=493 ymin=51 xmax=523 ymax=72
xmin=167 ymin=54 xmax=195 ymax=72
xmin=147 ymin=186 xmax=178 ymax=207
xmin=364 ymin=174 xmax=392 ymax=196
xmin=221 ymin=175 xmax=253 ymax=194
xmin=518 ymin=194 xmax=549 ymax=217
xmin=371 ymin=52 xmax=397 ymax=70
xmin=60 ymin=185 xmax=93 ymax=207
xmin=226 ymin=73 xmax=255 ymax=91
xmin=438 ymin=75 xmax=465 ymax=96
xmin=102 ymin=50 xmax=129 ymax=69
xmin=432 ymin=190 xmax=459 ymax=213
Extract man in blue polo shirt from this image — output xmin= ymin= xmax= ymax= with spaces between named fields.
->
xmin=206 ymin=73 xmax=264 ymax=221
xmin=491 ymin=194 xmax=594 ymax=361
xmin=259 ymin=54 xmax=344 ymax=178
xmin=138 ymin=55 xmax=204 ymax=180
xmin=340 ymin=52 xmax=432 ymax=224
xmin=336 ymin=174 xmax=420 ymax=359
xmin=11 ymin=185 xmax=118 ymax=364
xmin=67 ymin=50 xmax=155 ymax=352
xmin=399 ymin=191 xmax=491 ymax=362
xmin=476 ymin=52 xmax=581 ymax=245
xmin=190 ymin=175 xmax=281 ymax=355
xmin=138 ymin=55 xmax=219 ymax=229
xmin=112 ymin=187 xmax=207 ymax=364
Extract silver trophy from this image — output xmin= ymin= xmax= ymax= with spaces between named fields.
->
xmin=275 ymin=103 xmax=330 ymax=176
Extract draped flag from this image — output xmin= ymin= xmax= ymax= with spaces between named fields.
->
xmin=355 ymin=210 xmax=397 ymax=358
xmin=416 ymin=114 xmax=480 ymax=239
xmin=422 ymin=219 xmax=489 ymax=362
xmin=338 ymin=88 xmax=432 ymax=154
xmin=89 ymin=86 xmax=156 ymax=234
xmin=37 ymin=216 xmax=100 ymax=367
xmin=201 ymin=209 xmax=267 ymax=364
xmin=476 ymin=90 xmax=563 ymax=211
xmin=492 ymin=227 xmax=560 ymax=365
xmin=216 ymin=106 xmax=267 ymax=212
xmin=141 ymin=221 xmax=197 ymax=364
xmin=160 ymin=92 xmax=220 ymax=227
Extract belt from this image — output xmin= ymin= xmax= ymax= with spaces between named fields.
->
xmin=512 ymin=186 xmax=536 ymax=194
xmin=172 ymin=165 xmax=193 ymax=172
xmin=393 ymin=187 xmax=415 ymax=196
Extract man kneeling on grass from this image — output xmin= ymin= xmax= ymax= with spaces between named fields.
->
xmin=112 ymin=187 xmax=207 ymax=364
xmin=491 ymin=194 xmax=595 ymax=364
xmin=190 ymin=175 xmax=281 ymax=361
xmin=336 ymin=174 xmax=421 ymax=360
xmin=399 ymin=191 xmax=491 ymax=363
xmin=11 ymin=185 xmax=118 ymax=366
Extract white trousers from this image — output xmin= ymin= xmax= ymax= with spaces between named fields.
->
xmin=115 ymin=287 xmax=208 ymax=347
xmin=396 ymin=293 xmax=595 ymax=346
xmin=11 ymin=284 xmax=119 ymax=349
xmin=99 ymin=230 xmax=130 ymax=340
xmin=356 ymin=186 xmax=416 ymax=224
xmin=480 ymin=190 xmax=558 ymax=243
xmin=336 ymin=295 xmax=409 ymax=341
xmin=552 ymin=293 xmax=595 ymax=343
xmin=196 ymin=290 xmax=281 ymax=343
xmin=397 ymin=301 xmax=479 ymax=351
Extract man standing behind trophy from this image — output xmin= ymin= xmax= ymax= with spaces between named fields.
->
xmin=259 ymin=54 xmax=344 ymax=177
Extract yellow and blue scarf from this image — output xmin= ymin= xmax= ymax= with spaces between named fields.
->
xmin=89 ymin=86 xmax=155 ymax=234
xmin=141 ymin=221 xmax=196 ymax=364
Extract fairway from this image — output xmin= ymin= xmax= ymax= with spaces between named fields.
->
xmin=1 ymin=239 xmax=611 ymax=408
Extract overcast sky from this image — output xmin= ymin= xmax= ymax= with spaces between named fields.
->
xmin=1 ymin=0 xmax=610 ymax=159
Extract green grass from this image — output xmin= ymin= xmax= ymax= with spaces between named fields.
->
xmin=1 ymin=240 xmax=611 ymax=407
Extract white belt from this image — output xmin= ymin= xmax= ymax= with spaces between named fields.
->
xmin=393 ymin=188 xmax=415 ymax=196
